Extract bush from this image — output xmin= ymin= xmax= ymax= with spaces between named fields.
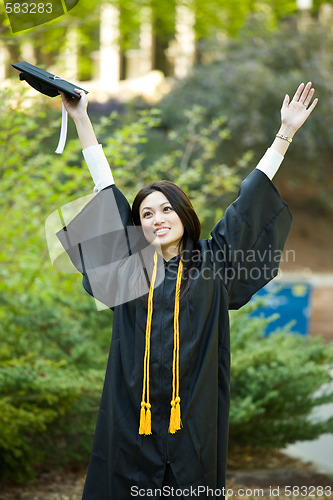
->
xmin=229 ymin=302 xmax=333 ymax=449
xmin=0 ymin=293 xmax=112 ymax=482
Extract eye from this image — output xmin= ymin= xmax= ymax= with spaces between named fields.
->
xmin=164 ymin=206 xmax=173 ymax=212
xmin=142 ymin=211 xmax=152 ymax=218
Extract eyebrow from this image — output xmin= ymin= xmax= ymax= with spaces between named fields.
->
xmin=141 ymin=201 xmax=170 ymax=213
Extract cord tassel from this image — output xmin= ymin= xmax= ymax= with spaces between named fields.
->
xmin=169 ymin=400 xmax=176 ymax=433
xmin=169 ymin=397 xmax=182 ymax=434
xmin=174 ymin=397 xmax=181 ymax=430
xmin=139 ymin=402 xmax=147 ymax=435
xmin=145 ymin=403 xmax=152 ymax=435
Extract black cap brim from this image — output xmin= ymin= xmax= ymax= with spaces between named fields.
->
xmin=12 ymin=61 xmax=88 ymax=98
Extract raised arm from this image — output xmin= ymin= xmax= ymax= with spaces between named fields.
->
xmin=60 ymin=89 xmax=114 ymax=192
xmin=60 ymin=89 xmax=98 ymax=150
xmin=256 ymin=82 xmax=318 ymax=180
xmin=271 ymin=81 xmax=318 ymax=156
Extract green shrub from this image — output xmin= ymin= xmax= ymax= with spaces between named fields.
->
xmin=0 ymin=293 xmax=112 ymax=482
xmin=229 ymin=302 xmax=333 ymax=449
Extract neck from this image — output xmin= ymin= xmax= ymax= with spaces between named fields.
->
xmin=156 ymin=244 xmax=181 ymax=262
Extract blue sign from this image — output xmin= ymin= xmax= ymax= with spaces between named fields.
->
xmin=251 ymin=282 xmax=312 ymax=336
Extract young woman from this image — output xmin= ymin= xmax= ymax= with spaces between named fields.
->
xmin=57 ymin=83 xmax=317 ymax=500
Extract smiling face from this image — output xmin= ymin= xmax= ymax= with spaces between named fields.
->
xmin=139 ymin=191 xmax=184 ymax=260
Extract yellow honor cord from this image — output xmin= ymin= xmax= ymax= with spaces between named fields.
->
xmin=139 ymin=251 xmax=158 ymax=435
xmin=139 ymin=254 xmax=183 ymax=435
xmin=169 ymin=259 xmax=183 ymax=434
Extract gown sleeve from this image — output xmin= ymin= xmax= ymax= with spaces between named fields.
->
xmin=55 ymin=184 xmax=155 ymax=309
xmin=209 ymin=168 xmax=292 ymax=310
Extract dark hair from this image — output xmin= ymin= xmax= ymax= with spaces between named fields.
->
xmin=132 ymin=180 xmax=201 ymax=292
xmin=132 ymin=180 xmax=201 ymax=248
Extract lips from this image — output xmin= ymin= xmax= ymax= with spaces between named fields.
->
xmin=154 ymin=227 xmax=170 ymax=236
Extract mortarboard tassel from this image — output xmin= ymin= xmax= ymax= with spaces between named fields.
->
xmin=55 ymin=102 xmax=68 ymax=154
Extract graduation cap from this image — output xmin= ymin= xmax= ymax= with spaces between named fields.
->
xmin=12 ymin=61 xmax=89 ymax=154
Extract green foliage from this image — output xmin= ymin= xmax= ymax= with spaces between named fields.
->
xmin=0 ymin=292 xmax=112 ymax=481
xmin=4 ymin=0 xmax=332 ymax=81
xmin=158 ymin=20 xmax=333 ymax=211
xmin=0 ymin=0 xmax=300 ymax=46
xmin=0 ymin=87 xmax=111 ymax=481
xmin=0 ymin=86 xmax=91 ymax=296
xmin=229 ymin=303 xmax=333 ymax=449
xmin=193 ymin=0 xmax=297 ymax=39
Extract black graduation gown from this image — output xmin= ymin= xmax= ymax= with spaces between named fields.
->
xmin=56 ymin=169 xmax=292 ymax=500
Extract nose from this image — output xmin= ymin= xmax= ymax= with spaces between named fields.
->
xmin=153 ymin=211 xmax=166 ymax=226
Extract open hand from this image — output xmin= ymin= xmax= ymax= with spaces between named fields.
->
xmin=280 ymin=82 xmax=318 ymax=136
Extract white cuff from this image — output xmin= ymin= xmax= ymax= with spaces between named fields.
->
xmin=82 ymin=144 xmax=115 ymax=192
xmin=255 ymin=147 xmax=284 ymax=181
